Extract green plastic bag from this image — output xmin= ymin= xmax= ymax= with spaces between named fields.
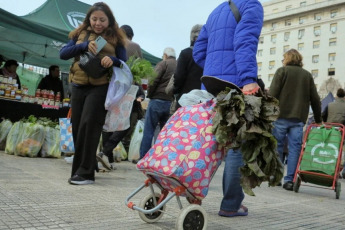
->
xmin=300 ymin=126 xmax=342 ymax=175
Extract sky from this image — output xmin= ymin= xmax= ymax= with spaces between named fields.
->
xmin=0 ymin=0 xmax=269 ymax=58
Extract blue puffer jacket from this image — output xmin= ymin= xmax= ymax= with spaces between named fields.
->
xmin=193 ymin=0 xmax=263 ymax=88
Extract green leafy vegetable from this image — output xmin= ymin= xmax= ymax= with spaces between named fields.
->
xmin=212 ymin=88 xmax=283 ymax=196
xmin=126 ymin=56 xmax=156 ymax=84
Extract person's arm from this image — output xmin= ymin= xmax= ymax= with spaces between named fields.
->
xmin=192 ymin=26 xmax=207 ymax=68
xmin=173 ymin=49 xmax=189 ymax=94
xmin=322 ymin=105 xmax=328 ymax=122
xmin=234 ymin=0 xmax=263 ymax=87
xmin=60 ymin=39 xmax=89 ymax=60
xmin=268 ymin=67 xmax=284 ymax=99
xmin=136 ymin=84 xmax=145 ymax=101
xmin=16 ymin=74 xmax=21 ymax=89
xmin=309 ymin=77 xmax=322 ymax=123
xmin=37 ymin=77 xmax=45 ymax=90
xmin=109 ymin=45 xmax=127 ymax=67
xmin=147 ymin=61 xmax=165 ymax=98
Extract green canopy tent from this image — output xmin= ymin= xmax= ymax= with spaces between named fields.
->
xmin=0 ymin=0 xmax=161 ymax=72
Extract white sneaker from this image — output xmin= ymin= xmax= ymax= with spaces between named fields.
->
xmin=96 ymin=152 xmax=111 ymax=170
xmin=65 ymin=155 xmax=74 ymax=164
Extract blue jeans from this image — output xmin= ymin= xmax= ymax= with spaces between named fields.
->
xmin=272 ymin=118 xmax=304 ymax=182
xmin=139 ymin=99 xmax=171 ymax=159
xmin=220 ymin=148 xmax=245 ymax=212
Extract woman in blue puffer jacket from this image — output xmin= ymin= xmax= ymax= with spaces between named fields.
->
xmin=193 ymin=0 xmax=263 ymax=217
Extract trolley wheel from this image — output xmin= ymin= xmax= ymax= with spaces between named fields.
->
xmin=175 ymin=204 xmax=207 ymax=230
xmin=293 ymin=176 xmax=301 ymax=193
xmin=335 ymin=181 xmax=341 ymax=199
xmin=138 ymin=192 xmax=166 ymax=223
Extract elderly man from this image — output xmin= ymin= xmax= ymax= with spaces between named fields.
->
xmin=139 ymin=47 xmax=177 ymax=160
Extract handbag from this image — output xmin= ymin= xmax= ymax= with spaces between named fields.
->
xmin=78 ymin=31 xmax=109 ymax=79
xmin=79 ymin=52 xmax=109 ymax=78
xmin=59 ymin=109 xmax=75 ymax=154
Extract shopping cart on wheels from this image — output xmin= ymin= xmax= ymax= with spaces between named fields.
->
xmin=293 ymin=123 xmax=345 ymax=199
xmin=125 ymin=99 xmax=224 ymax=230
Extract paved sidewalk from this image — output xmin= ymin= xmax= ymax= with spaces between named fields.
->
xmin=1 ymin=151 xmax=345 ymax=230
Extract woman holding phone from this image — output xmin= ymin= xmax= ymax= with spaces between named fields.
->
xmin=60 ymin=2 xmax=127 ymax=185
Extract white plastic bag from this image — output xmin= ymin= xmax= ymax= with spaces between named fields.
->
xmin=41 ymin=126 xmax=61 ymax=158
xmin=128 ymin=120 xmax=144 ymax=161
xmin=5 ymin=121 xmax=23 ymax=155
xmin=105 ymin=60 xmax=133 ymax=110
xmin=178 ymin=89 xmax=214 ymax=107
xmin=113 ymin=141 xmax=127 ymax=161
xmin=14 ymin=122 xmax=45 ymax=158
xmin=0 ymin=119 xmax=13 ymax=150
xmin=103 ymin=85 xmax=138 ymax=132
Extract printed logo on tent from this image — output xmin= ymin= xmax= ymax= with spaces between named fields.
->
xmin=67 ymin=12 xmax=86 ymax=28
xmin=311 ymin=142 xmax=338 ymax=164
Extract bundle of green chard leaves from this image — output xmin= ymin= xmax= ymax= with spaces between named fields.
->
xmin=212 ymin=88 xmax=284 ymax=196
xmin=126 ymin=56 xmax=156 ymax=84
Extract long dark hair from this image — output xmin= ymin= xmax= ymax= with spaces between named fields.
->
xmin=69 ymin=2 xmax=126 ymax=46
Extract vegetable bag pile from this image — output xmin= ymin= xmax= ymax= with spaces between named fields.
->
xmin=212 ymin=88 xmax=284 ymax=196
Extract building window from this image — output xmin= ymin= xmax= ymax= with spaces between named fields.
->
xmin=300 ymin=1 xmax=306 ymax=7
xmin=271 ymin=22 xmax=277 ymax=30
xmin=271 ymin=34 xmax=277 ymax=43
xmin=270 ymin=47 xmax=276 ymax=55
xmin=314 ymin=13 xmax=321 ymax=21
xmin=298 ymin=29 xmax=305 ymax=39
xmin=269 ymin=61 xmax=275 ymax=70
xmin=257 ymin=49 xmax=263 ymax=56
xmin=258 ymin=62 xmax=262 ymax=71
xmin=268 ymin=74 xmax=274 ymax=81
xmin=299 ymin=16 xmax=306 ymax=24
xmin=259 ymin=37 xmax=264 ymax=44
xmin=314 ymin=26 xmax=321 ymax=36
xmin=329 ymin=38 xmax=337 ymax=46
xmin=284 ymin=32 xmax=290 ymax=41
xmin=311 ymin=70 xmax=318 ymax=79
xmin=328 ymin=68 xmax=335 ymax=76
xmin=313 ymin=40 xmax=320 ymax=49
xmin=330 ymin=10 xmax=337 ymax=18
xmin=312 ymin=55 xmax=319 ymax=63
xmin=329 ymin=53 xmax=336 ymax=62
xmin=285 ymin=19 xmax=291 ymax=26
xmin=298 ymin=43 xmax=304 ymax=51
xmin=330 ymin=23 xmax=337 ymax=33
xmin=283 ymin=45 xmax=290 ymax=53
xmin=286 ymin=5 xmax=292 ymax=10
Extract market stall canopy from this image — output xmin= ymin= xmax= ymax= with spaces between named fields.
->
xmin=0 ymin=0 xmax=161 ymax=72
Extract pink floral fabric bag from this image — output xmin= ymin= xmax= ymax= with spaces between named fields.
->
xmin=137 ymin=99 xmax=225 ymax=199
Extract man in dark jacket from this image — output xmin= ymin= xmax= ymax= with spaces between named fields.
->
xmin=139 ymin=47 xmax=177 ymax=159
xmin=38 ymin=65 xmax=64 ymax=100
xmin=173 ymin=24 xmax=203 ymax=109
xmin=269 ymin=49 xmax=322 ymax=191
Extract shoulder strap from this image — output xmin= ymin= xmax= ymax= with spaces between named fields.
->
xmin=228 ymin=0 xmax=241 ymax=23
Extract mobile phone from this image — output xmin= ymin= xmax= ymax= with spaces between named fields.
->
xmin=95 ymin=36 xmax=107 ymax=54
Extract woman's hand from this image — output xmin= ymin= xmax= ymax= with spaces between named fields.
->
xmin=101 ymin=56 xmax=113 ymax=68
xmin=88 ymin=41 xmax=98 ymax=55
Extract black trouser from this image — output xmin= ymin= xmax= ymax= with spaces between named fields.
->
xmin=71 ymin=84 xmax=108 ymax=180
xmin=102 ymin=111 xmax=139 ymax=163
